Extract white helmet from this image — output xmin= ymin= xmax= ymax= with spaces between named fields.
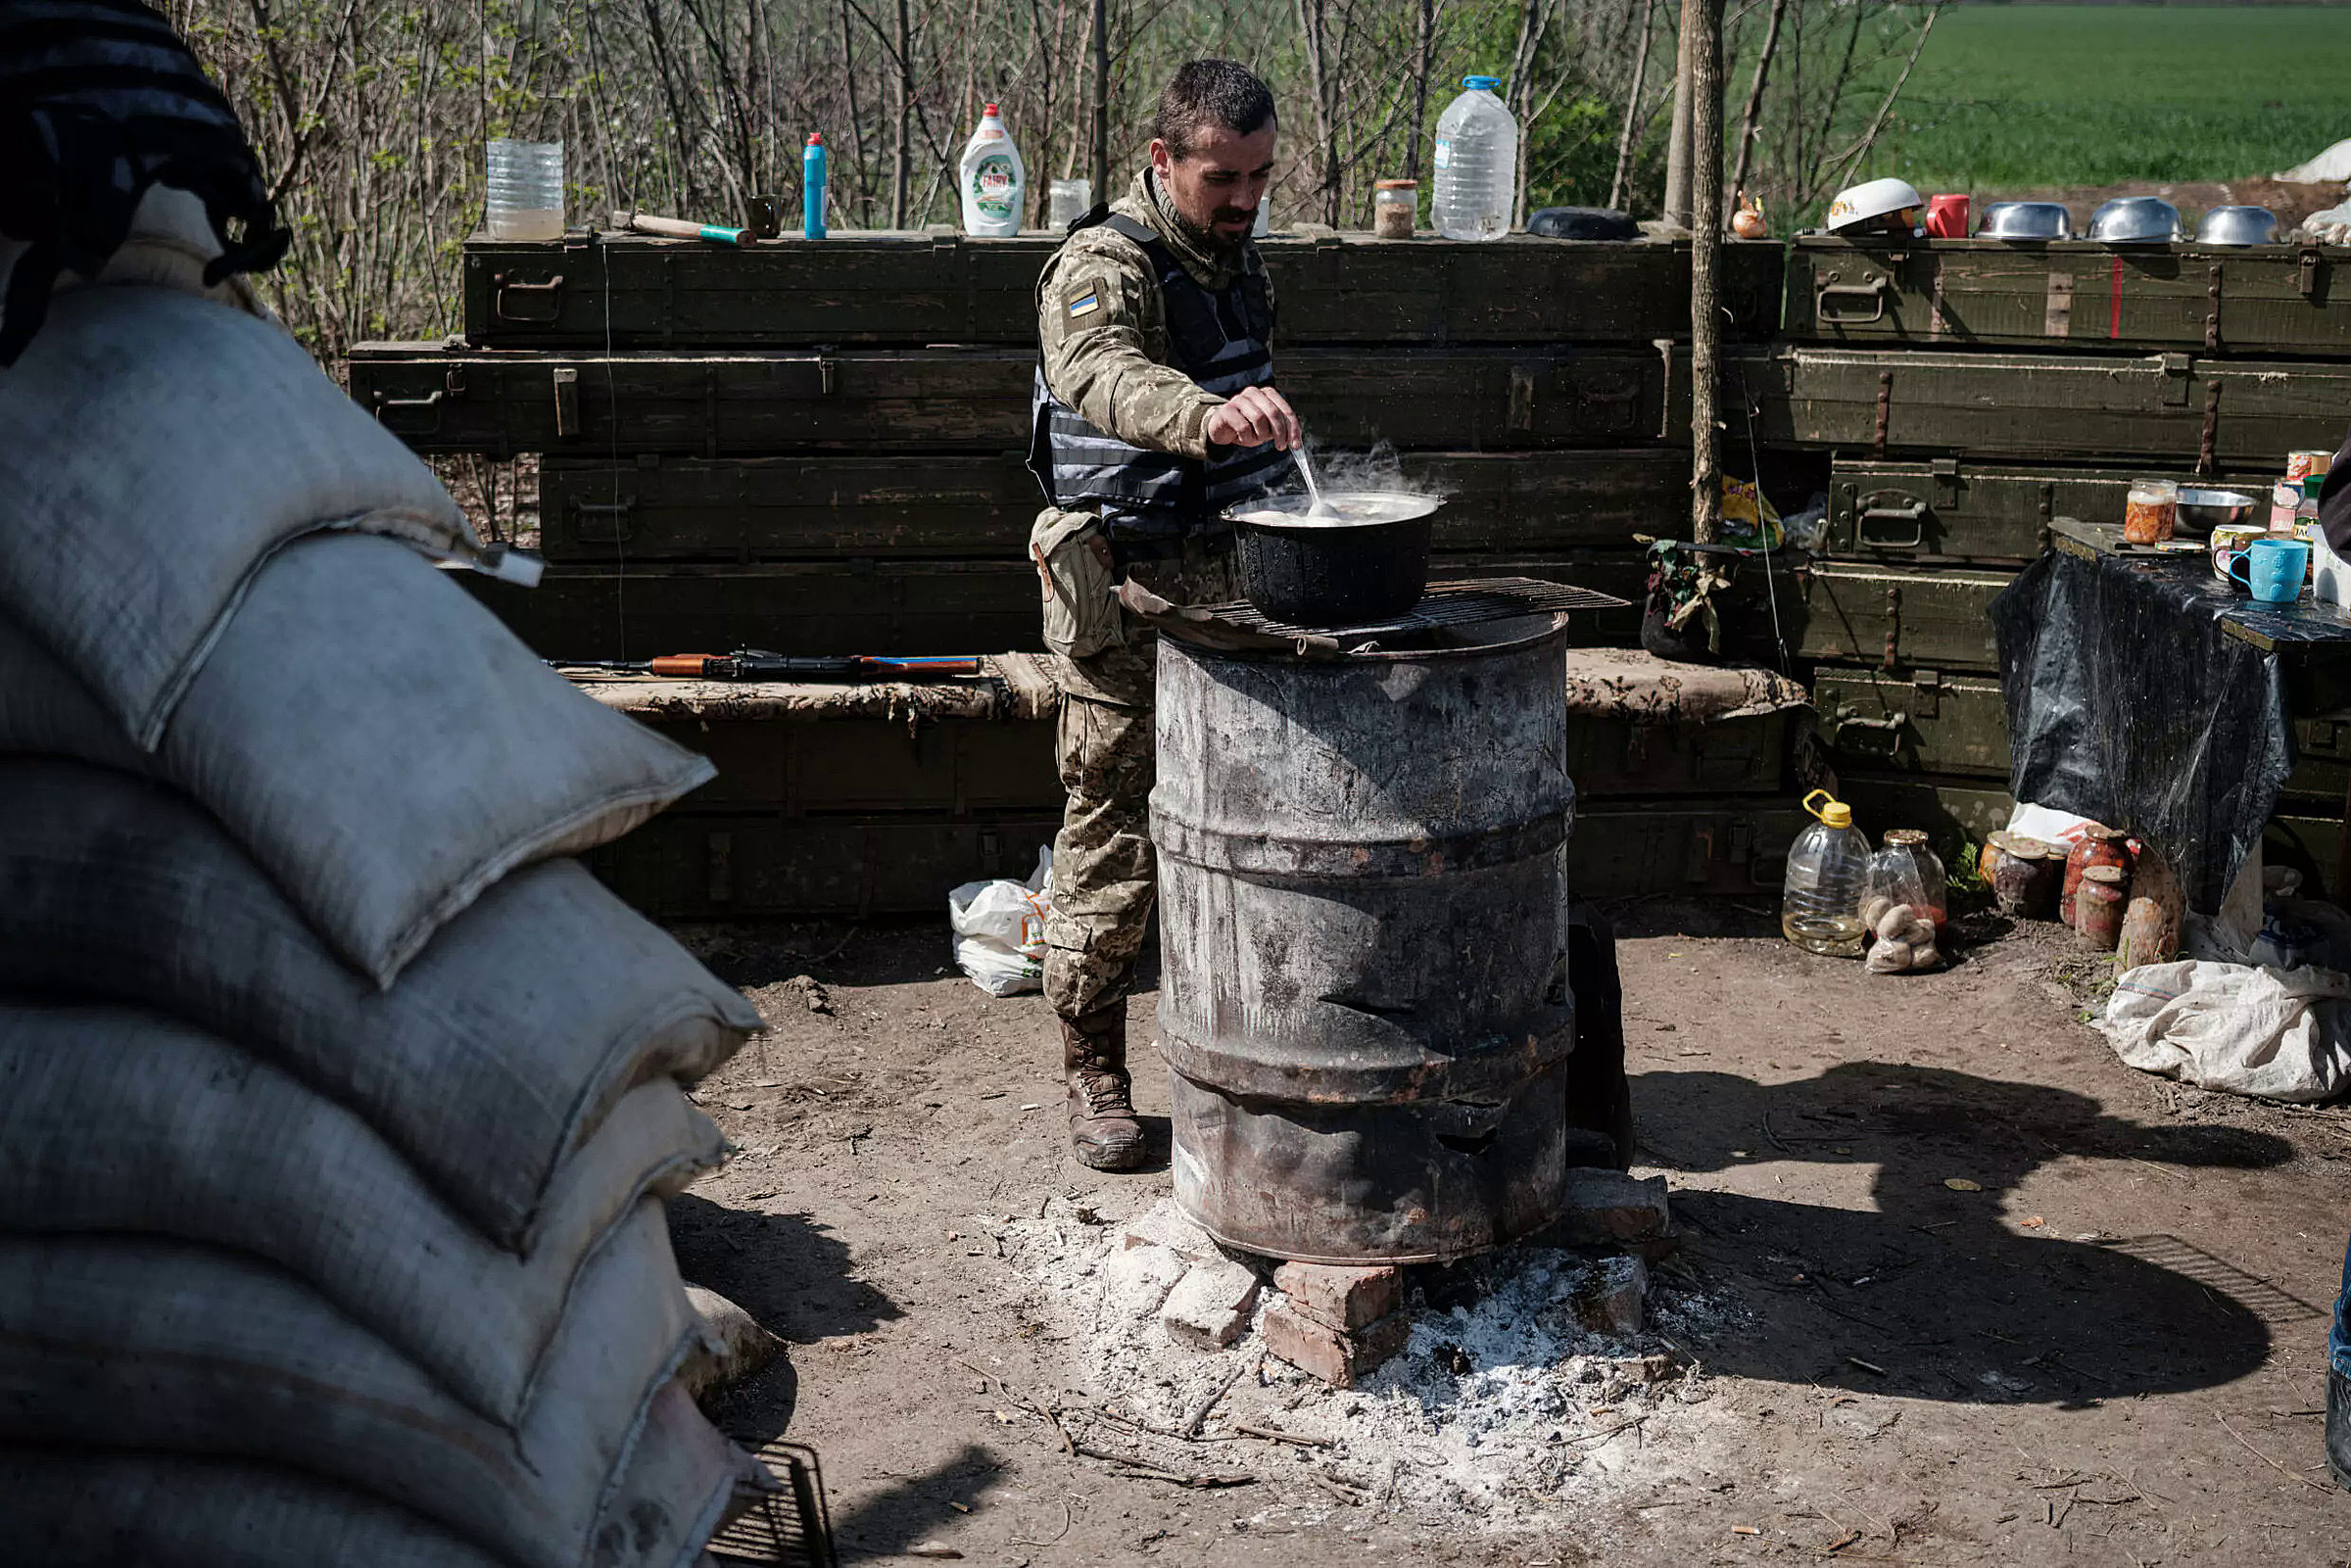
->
xmin=1826 ymin=176 xmax=1924 ymax=235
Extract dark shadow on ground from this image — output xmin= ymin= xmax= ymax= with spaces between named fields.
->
xmin=668 ymin=1194 xmax=901 ymax=1345
xmin=1631 ymin=1062 xmax=2306 ymax=1405
xmin=824 ymin=1444 xmax=1009 ymax=1562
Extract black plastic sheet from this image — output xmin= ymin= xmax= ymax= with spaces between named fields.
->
xmin=1990 ymin=549 xmax=2294 ymax=913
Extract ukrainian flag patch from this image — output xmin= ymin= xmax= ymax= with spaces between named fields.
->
xmin=1067 ymin=291 xmax=1101 ymax=318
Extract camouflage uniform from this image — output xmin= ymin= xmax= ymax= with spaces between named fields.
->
xmin=1031 ymin=168 xmax=1273 ymax=1022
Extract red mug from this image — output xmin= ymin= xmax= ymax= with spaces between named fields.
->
xmin=1924 ymin=194 xmax=1971 ymax=238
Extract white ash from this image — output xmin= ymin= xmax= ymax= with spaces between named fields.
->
xmin=980 ymin=1198 xmax=1751 ymax=1530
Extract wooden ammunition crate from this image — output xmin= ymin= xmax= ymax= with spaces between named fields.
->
xmin=350 ymin=343 xmax=1680 ymax=456
xmin=1813 ymin=660 xmax=2351 ymax=806
xmin=1741 ymin=345 xmax=2350 ymax=466
xmin=1566 ymin=799 xmax=1800 ymax=898
xmin=534 ymin=448 xmax=1692 ymax=563
xmin=1795 ymin=561 xmax=2013 ymax=672
xmin=1822 ymin=457 xmax=2271 ymax=565
xmin=1562 ymin=708 xmax=1795 ymax=798
xmin=1784 ymin=237 xmax=2351 ymax=356
xmin=459 ymin=230 xmax=1784 ymax=349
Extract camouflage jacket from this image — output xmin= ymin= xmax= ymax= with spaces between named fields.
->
xmin=1033 ymin=167 xmax=1276 ymax=463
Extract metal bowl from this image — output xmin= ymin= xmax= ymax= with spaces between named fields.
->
xmin=1978 ymin=201 xmax=2072 ymax=241
xmin=2088 ymin=196 xmax=2183 ymax=244
xmin=2176 ymin=487 xmax=2260 ymax=535
xmin=2195 ymin=205 xmax=2279 ymax=247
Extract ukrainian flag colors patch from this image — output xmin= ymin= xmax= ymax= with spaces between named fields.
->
xmin=1067 ymin=291 xmax=1100 ymax=318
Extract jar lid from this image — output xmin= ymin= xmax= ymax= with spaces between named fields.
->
xmin=2084 ymin=824 xmax=2123 ymax=840
xmin=2083 ymin=865 xmax=2127 ymax=883
xmin=1375 ymin=178 xmax=1418 ymax=190
xmin=1883 ymin=828 xmax=1928 ymax=846
xmin=2007 ymin=835 xmax=2055 ymax=859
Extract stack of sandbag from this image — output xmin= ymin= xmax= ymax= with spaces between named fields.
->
xmin=0 ymin=205 xmax=773 ymax=1567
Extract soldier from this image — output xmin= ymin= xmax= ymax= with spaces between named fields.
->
xmin=1025 ymin=59 xmax=1302 ymax=1170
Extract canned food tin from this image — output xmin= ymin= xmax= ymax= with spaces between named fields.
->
xmin=2287 ymin=450 xmax=2334 ymax=482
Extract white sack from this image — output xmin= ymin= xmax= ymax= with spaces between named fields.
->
xmin=0 ymin=534 xmax=716 ymax=986
xmin=948 ymin=846 xmax=1052 ymax=995
xmin=0 ymin=1450 xmax=504 ymax=1568
xmin=0 ymin=1204 xmax=712 ymax=1568
xmin=0 ymin=759 xmax=755 ymax=1251
xmin=0 ymin=286 xmax=480 ymax=748
xmin=2098 ymin=959 xmax=2351 ymax=1104
xmin=0 ymin=1002 xmax=724 ymax=1424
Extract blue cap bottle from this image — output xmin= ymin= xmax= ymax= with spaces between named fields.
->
xmin=803 ymin=133 xmax=828 ymax=239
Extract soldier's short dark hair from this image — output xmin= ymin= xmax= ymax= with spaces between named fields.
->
xmin=1156 ymin=60 xmax=1276 ymax=161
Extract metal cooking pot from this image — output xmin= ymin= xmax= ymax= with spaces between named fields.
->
xmin=2088 ymin=196 xmax=2183 ymax=244
xmin=1225 ymin=492 xmax=1439 ymax=627
xmin=2195 ymin=205 xmax=2279 ymax=247
xmin=2176 ymin=487 xmax=2260 ymax=535
xmin=1978 ymin=201 xmax=2072 ymax=241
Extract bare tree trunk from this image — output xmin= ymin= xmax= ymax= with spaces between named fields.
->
xmin=840 ymin=0 xmax=869 ymax=223
xmin=1728 ymin=0 xmax=1784 ymax=207
xmin=1089 ymin=0 xmax=1109 ymax=200
xmin=1607 ymin=0 xmax=1654 ymax=212
xmin=1661 ymin=0 xmax=1694 ymax=227
xmin=1404 ymin=0 xmax=1436 ymax=182
xmin=891 ymin=0 xmax=912 ymax=227
xmin=1687 ymin=0 xmax=1722 ymax=544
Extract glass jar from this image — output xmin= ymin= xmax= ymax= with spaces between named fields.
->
xmin=2123 ymin=480 xmax=2177 ymax=546
xmin=1048 ymin=178 xmax=1093 ymax=230
xmin=1879 ymin=828 xmax=1946 ymax=931
xmin=2076 ymin=864 xmax=2130 ymax=950
xmin=2060 ymin=826 xmax=2129 ymax=929
xmin=1373 ymin=179 xmax=1417 ymax=239
xmin=1992 ymin=834 xmax=2062 ymax=920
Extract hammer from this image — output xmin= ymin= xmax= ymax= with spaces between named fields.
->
xmin=612 ymin=210 xmax=754 ymax=246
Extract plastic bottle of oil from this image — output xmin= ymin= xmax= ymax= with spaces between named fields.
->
xmin=1782 ymin=788 xmax=1869 ymax=956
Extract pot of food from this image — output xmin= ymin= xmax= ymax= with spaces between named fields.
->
xmin=1224 ymin=492 xmax=1439 ymax=626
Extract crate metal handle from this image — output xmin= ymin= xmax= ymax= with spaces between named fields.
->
xmin=493 ymin=271 xmax=567 ymax=322
xmin=369 ymin=387 xmax=444 ymax=433
xmin=1815 ymin=273 xmax=1892 ymax=324
xmin=1855 ymin=495 xmax=1927 ymax=550
xmin=568 ymin=498 xmax=636 ymax=544
xmin=1833 ymin=709 xmax=1909 ymax=755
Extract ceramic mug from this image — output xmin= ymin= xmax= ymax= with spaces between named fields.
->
xmin=2230 ymin=536 xmax=2311 ymax=604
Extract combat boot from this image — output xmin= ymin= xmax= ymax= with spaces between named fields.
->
xmin=2329 ymin=1363 xmax=2351 ymax=1491
xmin=1061 ymin=1002 xmax=1145 ymax=1170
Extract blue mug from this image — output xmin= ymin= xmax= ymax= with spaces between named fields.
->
xmin=2230 ymin=537 xmax=2310 ymax=603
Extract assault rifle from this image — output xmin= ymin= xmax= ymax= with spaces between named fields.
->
xmin=550 ymin=650 xmax=985 ymax=681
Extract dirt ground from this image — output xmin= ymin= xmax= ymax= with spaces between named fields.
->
xmin=668 ymin=901 xmax=2351 ymax=1567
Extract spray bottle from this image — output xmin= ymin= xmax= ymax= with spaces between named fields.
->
xmin=802 ymin=132 xmax=827 ymax=239
xmin=958 ymin=104 xmax=1027 ymax=236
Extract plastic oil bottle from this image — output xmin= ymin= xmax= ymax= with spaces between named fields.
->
xmin=958 ymin=104 xmax=1027 ymax=236
xmin=802 ymin=132 xmax=827 ymax=238
xmin=1782 ymin=788 xmax=1870 ymax=956
xmin=1432 ymin=74 xmax=1517 ymax=241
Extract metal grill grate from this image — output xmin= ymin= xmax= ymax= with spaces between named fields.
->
xmin=1203 ymin=577 xmax=1628 ymax=640
xmin=707 ymin=1442 xmax=838 ymax=1567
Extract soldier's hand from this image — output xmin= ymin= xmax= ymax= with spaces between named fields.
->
xmin=1206 ymin=386 xmax=1303 ymax=451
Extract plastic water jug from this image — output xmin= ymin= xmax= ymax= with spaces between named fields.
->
xmin=959 ymin=104 xmax=1027 ymax=236
xmin=1433 ymin=75 xmax=1517 ymax=241
xmin=1782 ymin=789 xmax=1870 ymax=956
xmin=485 ymin=139 xmax=563 ymax=241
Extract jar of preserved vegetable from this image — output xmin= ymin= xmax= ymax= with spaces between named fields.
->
xmin=1373 ymin=179 xmax=1417 ymax=239
xmin=2060 ymin=826 xmax=2129 ymax=929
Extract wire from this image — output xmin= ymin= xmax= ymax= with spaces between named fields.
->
xmin=1736 ymin=359 xmax=1791 ymax=675
xmin=600 ymin=225 xmax=627 ymax=660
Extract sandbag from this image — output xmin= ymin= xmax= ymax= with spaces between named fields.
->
xmin=591 ymin=1379 xmax=767 ymax=1568
xmin=0 ymin=285 xmax=479 ymax=748
xmin=0 ymin=759 xmax=755 ymax=1251
xmin=0 ymin=1205 xmax=713 ymax=1568
xmin=0 ymin=533 xmax=716 ymax=986
xmin=2099 ymin=959 xmax=2351 ymax=1104
xmin=0 ymin=1450 xmax=505 ymax=1568
xmin=0 ymin=1001 xmax=725 ymax=1424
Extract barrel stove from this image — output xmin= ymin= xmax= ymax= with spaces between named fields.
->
xmin=1152 ymin=613 xmax=1576 ymax=1264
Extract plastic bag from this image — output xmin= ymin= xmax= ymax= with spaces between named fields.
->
xmin=2099 ymin=959 xmax=2351 ymax=1103
xmin=948 ymin=848 xmax=1052 ymax=996
xmin=1716 ymin=475 xmax=1784 ymax=549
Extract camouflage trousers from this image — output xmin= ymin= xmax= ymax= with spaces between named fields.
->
xmin=1039 ymin=525 xmax=1236 ymax=1021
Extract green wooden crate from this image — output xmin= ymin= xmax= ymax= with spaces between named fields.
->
xmin=1795 ymin=560 xmax=2013 ymax=672
xmin=349 ymin=342 xmax=1680 ymax=456
xmin=459 ymin=230 xmax=1784 ymax=349
xmin=532 ymin=448 xmax=1691 ymax=563
xmin=1566 ymin=798 xmax=1800 ymax=897
xmin=1740 ymin=345 xmax=2351 ymax=466
xmin=1822 ymin=457 xmax=2272 ymax=565
xmin=1784 ymin=237 xmax=2351 ymax=356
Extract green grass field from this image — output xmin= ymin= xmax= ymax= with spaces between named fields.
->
xmin=1856 ymin=5 xmax=2351 ymax=193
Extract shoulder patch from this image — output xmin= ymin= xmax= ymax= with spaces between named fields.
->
xmin=1068 ymin=291 xmax=1100 ymax=318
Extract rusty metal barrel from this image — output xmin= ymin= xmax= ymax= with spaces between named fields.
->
xmin=1151 ymin=615 xmax=1576 ymax=1264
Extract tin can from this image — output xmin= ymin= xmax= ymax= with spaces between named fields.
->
xmin=2123 ymin=480 xmax=2177 ymax=545
xmin=2076 ymin=864 xmax=2129 ymax=950
xmin=2213 ymin=521 xmax=2267 ymax=581
xmin=2287 ymin=450 xmax=2334 ymax=482
xmin=2059 ymin=826 xmax=2130 ymax=929
xmin=1992 ymin=835 xmax=2061 ymax=920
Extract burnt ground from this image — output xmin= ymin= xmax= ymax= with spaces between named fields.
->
xmin=668 ymin=902 xmax=2351 ymax=1566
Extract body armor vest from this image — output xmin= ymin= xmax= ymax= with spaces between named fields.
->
xmin=1028 ymin=211 xmax=1287 ymax=542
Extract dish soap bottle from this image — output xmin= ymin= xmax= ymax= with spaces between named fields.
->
xmin=959 ymin=104 xmax=1027 ymax=236
xmin=1782 ymin=789 xmax=1869 ymax=956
